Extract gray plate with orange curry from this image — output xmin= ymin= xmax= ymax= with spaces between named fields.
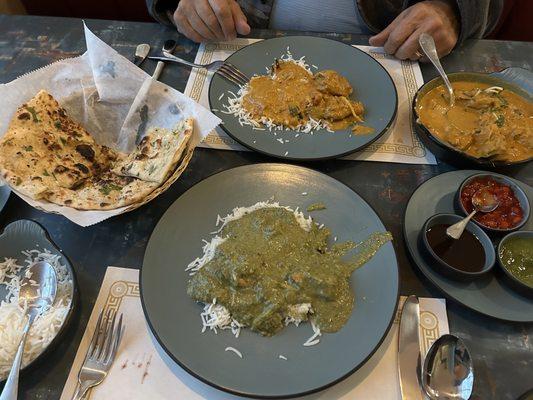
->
xmin=208 ymin=36 xmax=398 ymax=161
xmin=141 ymin=163 xmax=399 ymax=398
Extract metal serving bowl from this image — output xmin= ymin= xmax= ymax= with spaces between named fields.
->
xmin=412 ymin=67 xmax=533 ymax=168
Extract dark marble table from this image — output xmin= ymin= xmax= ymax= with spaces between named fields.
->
xmin=0 ymin=14 xmax=531 ymax=400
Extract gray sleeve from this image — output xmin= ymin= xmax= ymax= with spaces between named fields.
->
xmin=146 ymin=0 xmax=177 ymax=26
xmin=454 ymin=0 xmax=504 ymax=43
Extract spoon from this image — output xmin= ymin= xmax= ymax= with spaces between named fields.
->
xmin=446 ymin=187 xmax=499 ymax=239
xmin=0 ymin=262 xmax=57 ymax=400
xmin=152 ymin=39 xmax=177 ymax=80
xmin=421 ymin=334 xmax=474 ymax=400
xmin=419 ymin=33 xmax=455 ymax=106
xmin=133 ymin=43 xmax=150 ymax=66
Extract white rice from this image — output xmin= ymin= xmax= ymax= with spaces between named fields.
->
xmin=225 ymin=347 xmax=243 ymax=358
xmin=303 ymin=320 xmax=322 ymax=347
xmin=187 ymin=201 xmax=322 ymax=344
xmin=221 ymin=48 xmax=333 ymax=134
xmin=0 ymin=249 xmax=72 ymax=379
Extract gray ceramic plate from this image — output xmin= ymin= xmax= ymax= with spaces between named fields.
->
xmin=141 ymin=164 xmax=399 ymax=398
xmin=0 ymin=185 xmax=10 ymax=213
xmin=208 ymin=36 xmax=398 ymax=161
xmin=404 ymin=170 xmax=533 ymax=322
xmin=0 ymin=219 xmax=76 ymax=382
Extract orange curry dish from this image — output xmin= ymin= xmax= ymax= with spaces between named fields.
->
xmin=241 ymin=60 xmax=369 ymax=133
xmin=417 ymin=81 xmax=533 ymax=163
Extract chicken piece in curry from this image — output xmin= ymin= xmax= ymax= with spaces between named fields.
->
xmin=417 ymin=81 xmax=533 ymax=162
xmin=241 ymin=60 xmax=367 ymax=132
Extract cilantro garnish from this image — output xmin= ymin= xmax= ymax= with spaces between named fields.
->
xmin=24 ymin=106 xmax=40 ymax=123
xmin=23 ymin=145 xmax=33 ymax=152
xmin=99 ymin=183 xmax=122 ymax=195
xmin=496 ymin=114 xmax=505 ymax=128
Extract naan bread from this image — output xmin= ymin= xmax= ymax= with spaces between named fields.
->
xmin=0 ymin=90 xmax=122 ymax=199
xmin=44 ymin=171 xmax=159 ymax=210
xmin=113 ymin=118 xmax=192 ymax=183
xmin=0 ymin=90 xmax=195 ymax=211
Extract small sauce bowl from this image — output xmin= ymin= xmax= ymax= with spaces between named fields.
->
xmin=421 ymin=214 xmax=496 ymax=281
xmin=497 ymin=230 xmax=533 ymax=299
xmin=457 ymin=173 xmax=530 ymax=234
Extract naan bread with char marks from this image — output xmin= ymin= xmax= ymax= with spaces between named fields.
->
xmin=113 ymin=118 xmax=192 ymax=183
xmin=0 ymin=90 xmax=195 ymax=211
xmin=44 ymin=171 xmax=160 ymax=210
xmin=0 ymin=90 xmax=122 ymax=199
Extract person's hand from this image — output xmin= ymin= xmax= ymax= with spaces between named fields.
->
xmin=369 ymin=0 xmax=459 ymax=60
xmin=172 ymin=0 xmax=251 ymax=43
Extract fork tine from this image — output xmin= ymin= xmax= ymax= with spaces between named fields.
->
xmin=219 ymin=64 xmax=247 ymax=86
xmin=225 ymin=63 xmax=249 ymax=82
xmin=216 ymin=69 xmax=242 ymax=87
xmin=220 ymin=65 xmax=247 ymax=85
xmin=106 ymin=314 xmax=124 ymax=364
xmin=87 ymin=311 xmax=104 ymax=359
xmin=95 ymin=310 xmax=112 ymax=360
xmin=100 ymin=311 xmax=116 ymax=362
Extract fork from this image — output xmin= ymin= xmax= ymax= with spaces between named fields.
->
xmin=148 ymin=51 xmax=249 ymax=86
xmin=71 ymin=310 xmax=124 ymax=400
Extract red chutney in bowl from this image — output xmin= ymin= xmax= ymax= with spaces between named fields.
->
xmin=461 ymin=177 xmax=524 ymax=229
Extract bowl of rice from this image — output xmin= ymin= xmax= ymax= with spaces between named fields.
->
xmin=0 ymin=219 xmax=76 ymax=382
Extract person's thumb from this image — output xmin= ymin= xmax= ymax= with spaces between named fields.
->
xmin=230 ymin=0 xmax=251 ymax=35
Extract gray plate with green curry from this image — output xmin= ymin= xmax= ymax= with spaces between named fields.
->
xmin=141 ymin=163 xmax=399 ymax=398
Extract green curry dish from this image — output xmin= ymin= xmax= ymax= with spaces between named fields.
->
xmin=306 ymin=202 xmax=327 ymax=212
xmin=187 ymin=206 xmax=392 ymax=337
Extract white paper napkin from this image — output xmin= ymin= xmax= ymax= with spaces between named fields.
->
xmin=0 ymin=23 xmax=221 ymax=226
xmin=184 ymin=38 xmax=436 ymax=165
xmin=61 ymin=267 xmax=448 ymax=400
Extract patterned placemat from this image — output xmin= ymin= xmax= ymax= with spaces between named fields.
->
xmin=60 ymin=267 xmax=448 ymax=399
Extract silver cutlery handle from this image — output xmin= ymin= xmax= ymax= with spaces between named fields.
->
xmin=0 ymin=321 xmax=30 ymax=400
xmin=152 ymin=61 xmax=165 ymax=80
xmin=71 ymin=381 xmax=94 ymax=400
xmin=419 ymin=33 xmax=455 ymax=105
xmin=162 ymin=52 xmax=204 ymax=69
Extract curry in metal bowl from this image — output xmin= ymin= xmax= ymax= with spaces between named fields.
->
xmin=413 ymin=70 xmax=533 ymax=166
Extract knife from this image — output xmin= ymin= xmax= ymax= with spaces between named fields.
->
xmin=398 ymin=295 xmax=424 ymax=400
xmin=133 ymin=43 xmax=150 ymax=66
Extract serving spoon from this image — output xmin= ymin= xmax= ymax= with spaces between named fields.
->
xmin=0 ymin=262 xmax=57 ymax=400
xmin=421 ymin=334 xmax=474 ymax=400
xmin=419 ymin=33 xmax=455 ymax=106
xmin=446 ymin=187 xmax=499 ymax=239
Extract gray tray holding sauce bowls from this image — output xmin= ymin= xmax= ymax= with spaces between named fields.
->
xmin=208 ymin=36 xmax=398 ymax=161
xmin=141 ymin=163 xmax=399 ymax=398
xmin=0 ymin=219 xmax=77 ymax=383
xmin=412 ymin=67 xmax=533 ymax=168
xmin=404 ymin=170 xmax=533 ymax=322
